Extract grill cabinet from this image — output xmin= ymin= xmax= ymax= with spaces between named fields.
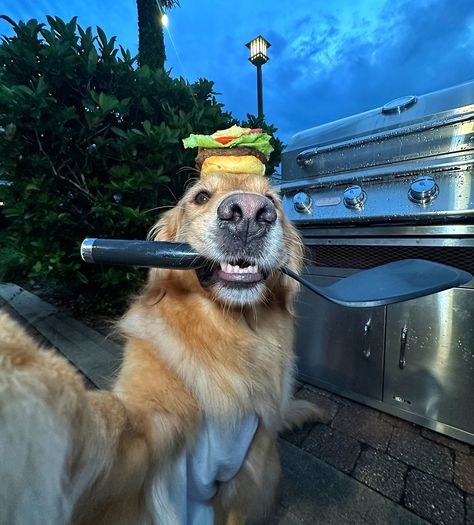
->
xmin=280 ymin=80 xmax=474 ymax=444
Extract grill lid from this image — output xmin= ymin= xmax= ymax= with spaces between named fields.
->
xmin=280 ymin=80 xmax=474 ymax=226
xmin=284 ymin=80 xmax=474 ymax=159
xmin=282 ymin=80 xmax=474 ymax=182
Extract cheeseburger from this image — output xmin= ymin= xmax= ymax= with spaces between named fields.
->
xmin=183 ymin=125 xmax=273 ymax=177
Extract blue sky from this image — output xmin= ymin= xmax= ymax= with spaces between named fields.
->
xmin=2 ymin=0 xmax=474 ymax=142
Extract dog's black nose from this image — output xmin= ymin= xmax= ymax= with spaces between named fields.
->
xmin=217 ymin=193 xmax=276 ymax=224
xmin=217 ymin=193 xmax=277 ymax=244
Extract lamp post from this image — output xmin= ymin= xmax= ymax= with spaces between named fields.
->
xmin=245 ymin=36 xmax=271 ymax=118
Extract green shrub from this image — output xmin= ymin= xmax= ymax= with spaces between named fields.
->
xmin=0 ymin=16 xmax=283 ymax=314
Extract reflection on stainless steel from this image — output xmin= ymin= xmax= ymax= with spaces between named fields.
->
xmin=384 ymin=289 xmax=474 ymax=434
xmin=295 ymin=274 xmax=385 ymax=400
xmin=281 ymin=168 xmax=474 ymax=225
xmin=293 ymin=111 xmax=474 ymax=177
xmin=283 ymin=80 xmax=474 ymax=444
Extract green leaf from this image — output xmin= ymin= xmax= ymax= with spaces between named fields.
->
xmin=111 ymin=126 xmax=128 ymax=139
xmin=97 ymin=92 xmax=119 ymax=113
xmin=87 ymin=46 xmax=98 ymax=73
xmin=96 ymin=26 xmax=108 ymax=48
xmin=76 ymin=271 xmax=89 ymax=284
xmin=5 ymin=123 xmax=16 ymax=140
xmin=143 ymin=120 xmax=151 ymax=135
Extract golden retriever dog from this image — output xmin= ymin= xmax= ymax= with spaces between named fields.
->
xmin=0 ymin=171 xmax=318 ymax=525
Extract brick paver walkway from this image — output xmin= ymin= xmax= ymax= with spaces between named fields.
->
xmin=283 ymin=383 xmax=474 ymax=525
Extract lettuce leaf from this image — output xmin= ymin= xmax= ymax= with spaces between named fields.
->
xmin=183 ymin=132 xmax=273 ymax=159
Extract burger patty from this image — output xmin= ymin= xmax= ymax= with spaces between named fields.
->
xmin=195 ymin=147 xmax=267 ymax=170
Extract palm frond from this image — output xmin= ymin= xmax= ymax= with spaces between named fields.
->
xmin=160 ymin=0 xmax=180 ymax=8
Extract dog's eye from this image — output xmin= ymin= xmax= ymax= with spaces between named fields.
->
xmin=194 ymin=191 xmax=211 ymax=205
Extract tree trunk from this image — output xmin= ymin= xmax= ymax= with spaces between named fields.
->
xmin=136 ymin=0 xmax=165 ymax=70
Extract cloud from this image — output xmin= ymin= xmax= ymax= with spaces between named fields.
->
xmin=260 ymin=0 xmax=474 ymax=141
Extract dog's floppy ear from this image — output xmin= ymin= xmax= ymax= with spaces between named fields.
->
xmin=279 ymin=219 xmax=304 ymax=314
xmin=143 ymin=204 xmax=185 ymax=305
xmin=148 ymin=204 xmax=185 ymax=242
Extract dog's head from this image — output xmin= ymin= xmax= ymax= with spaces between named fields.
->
xmin=149 ymin=172 xmax=302 ymax=307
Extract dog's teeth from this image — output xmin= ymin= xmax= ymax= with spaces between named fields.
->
xmin=220 ymin=262 xmax=260 ymax=274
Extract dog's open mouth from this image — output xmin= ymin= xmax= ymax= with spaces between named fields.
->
xmin=196 ymin=259 xmax=267 ymax=288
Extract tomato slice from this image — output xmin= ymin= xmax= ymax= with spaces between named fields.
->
xmin=214 ymin=129 xmax=262 ymax=144
xmin=215 ymin=136 xmax=236 ymax=144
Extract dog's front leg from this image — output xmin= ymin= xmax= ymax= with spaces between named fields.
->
xmin=213 ymin=425 xmax=281 ymax=525
xmin=0 ymin=313 xmax=186 ymax=525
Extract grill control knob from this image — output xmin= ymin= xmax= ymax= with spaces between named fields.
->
xmin=343 ymin=185 xmax=366 ymax=209
xmin=293 ymin=192 xmax=312 ymax=213
xmin=409 ymin=176 xmax=439 ymax=204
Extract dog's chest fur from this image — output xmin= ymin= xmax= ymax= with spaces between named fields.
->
xmin=116 ymin=293 xmax=294 ymax=523
xmin=119 ymin=290 xmax=295 ymax=423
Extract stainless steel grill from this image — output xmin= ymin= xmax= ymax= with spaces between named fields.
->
xmin=281 ymin=80 xmax=474 ymax=445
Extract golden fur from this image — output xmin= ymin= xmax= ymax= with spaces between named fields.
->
xmin=0 ymin=172 xmax=318 ymax=525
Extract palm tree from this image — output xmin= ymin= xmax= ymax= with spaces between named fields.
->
xmin=136 ymin=0 xmax=180 ymax=70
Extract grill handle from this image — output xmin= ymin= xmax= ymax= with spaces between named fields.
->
xmin=81 ymin=238 xmax=207 ymax=269
xmin=399 ymin=326 xmax=408 ymax=369
xmin=296 ymin=148 xmax=319 ymax=168
xmin=362 ymin=319 xmax=371 ymax=359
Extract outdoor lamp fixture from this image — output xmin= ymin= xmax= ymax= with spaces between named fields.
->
xmin=245 ymin=35 xmax=271 ymax=117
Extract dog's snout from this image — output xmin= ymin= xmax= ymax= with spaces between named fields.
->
xmin=217 ymin=193 xmax=276 ymax=225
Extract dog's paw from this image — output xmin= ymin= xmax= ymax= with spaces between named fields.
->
xmin=281 ymin=398 xmax=323 ymax=431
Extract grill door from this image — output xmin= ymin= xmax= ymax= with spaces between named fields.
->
xmin=384 ymin=288 xmax=474 ymax=433
xmin=295 ymin=273 xmax=385 ymax=399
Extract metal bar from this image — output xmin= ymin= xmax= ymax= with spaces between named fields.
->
xmin=257 ymin=64 xmax=263 ymax=117
xmin=297 ymin=224 xmax=474 ymax=238
xmin=302 ymin=238 xmax=474 ymax=247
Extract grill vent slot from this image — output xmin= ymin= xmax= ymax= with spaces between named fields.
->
xmin=308 ymin=245 xmax=474 ymax=274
